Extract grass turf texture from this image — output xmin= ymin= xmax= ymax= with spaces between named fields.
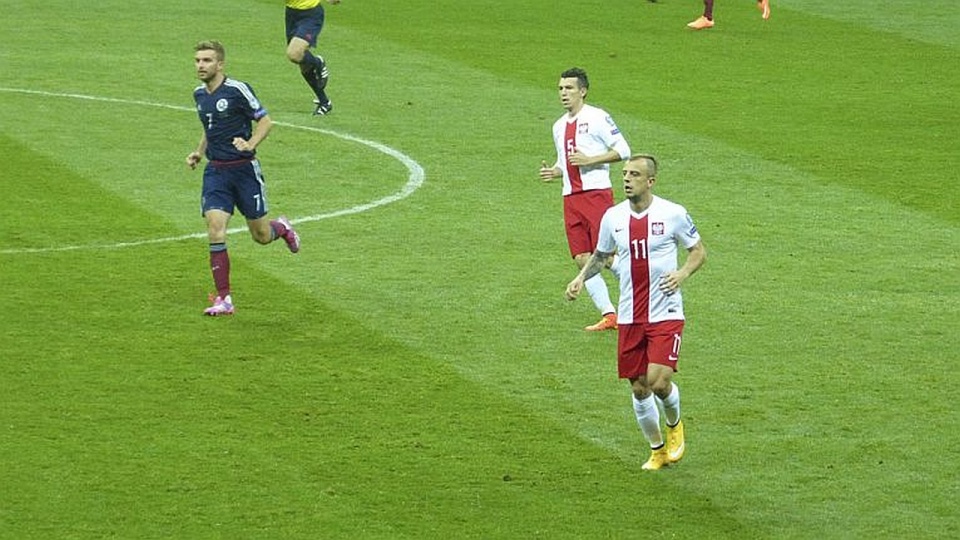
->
xmin=1 ymin=0 xmax=958 ymax=538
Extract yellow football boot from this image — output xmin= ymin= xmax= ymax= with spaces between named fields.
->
xmin=666 ymin=419 xmax=686 ymax=463
xmin=642 ymin=446 xmax=670 ymax=471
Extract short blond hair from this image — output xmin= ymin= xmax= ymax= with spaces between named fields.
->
xmin=627 ymin=154 xmax=658 ymax=178
xmin=194 ymin=40 xmax=225 ymax=61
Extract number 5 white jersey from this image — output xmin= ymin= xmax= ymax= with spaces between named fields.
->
xmin=597 ymin=196 xmax=702 ymax=324
xmin=552 ymin=104 xmax=631 ymax=196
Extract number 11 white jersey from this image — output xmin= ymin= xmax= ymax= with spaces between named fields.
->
xmin=597 ymin=196 xmax=702 ymax=324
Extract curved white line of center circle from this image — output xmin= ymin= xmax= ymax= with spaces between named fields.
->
xmin=0 ymin=87 xmax=426 ymax=255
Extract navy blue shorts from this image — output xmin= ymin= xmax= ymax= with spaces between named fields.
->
xmin=201 ymin=159 xmax=270 ymax=220
xmin=286 ymin=5 xmax=325 ymax=47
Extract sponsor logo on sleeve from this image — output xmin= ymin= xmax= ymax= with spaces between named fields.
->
xmin=605 ymin=115 xmax=620 ymax=135
xmin=685 ymin=214 xmax=698 ymax=236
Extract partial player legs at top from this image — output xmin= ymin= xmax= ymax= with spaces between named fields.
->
xmin=285 ymin=2 xmax=334 ymax=115
xmin=287 ymin=37 xmax=332 ymax=114
xmin=688 ymin=0 xmax=770 ymax=29
xmin=687 ymin=0 xmax=715 ymax=30
xmin=758 ymin=0 xmax=771 ymax=19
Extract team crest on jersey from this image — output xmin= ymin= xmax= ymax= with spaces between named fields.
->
xmin=578 ymin=123 xmax=589 ymax=134
xmin=652 ymin=222 xmax=665 ymax=235
xmin=216 ymin=98 xmax=229 ymax=112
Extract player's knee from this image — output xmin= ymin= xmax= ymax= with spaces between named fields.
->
xmin=651 ymin=377 xmax=673 ymax=398
xmin=630 ymin=379 xmax=652 ymax=399
xmin=205 ymin=223 xmax=228 ymax=243
xmin=286 ymin=45 xmax=305 ymax=63
xmin=251 ymin=229 xmax=272 ymax=245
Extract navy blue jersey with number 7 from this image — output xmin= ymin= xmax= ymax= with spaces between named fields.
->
xmin=193 ymin=78 xmax=268 ymax=162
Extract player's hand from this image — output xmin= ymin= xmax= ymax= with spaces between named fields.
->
xmin=186 ymin=152 xmax=202 ymax=170
xmin=658 ymin=272 xmax=683 ymax=295
xmin=567 ymin=148 xmax=591 ymax=167
xmin=232 ymin=137 xmax=255 ymax=152
xmin=539 ymin=160 xmax=559 ymax=182
xmin=565 ymin=278 xmax=584 ymax=301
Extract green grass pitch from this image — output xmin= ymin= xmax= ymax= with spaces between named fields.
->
xmin=1 ymin=0 xmax=957 ymax=538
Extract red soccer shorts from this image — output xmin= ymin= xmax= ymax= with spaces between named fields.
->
xmin=563 ymin=188 xmax=615 ymax=258
xmin=617 ymin=320 xmax=685 ymax=379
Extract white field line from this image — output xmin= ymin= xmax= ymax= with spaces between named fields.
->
xmin=0 ymin=87 xmax=425 ymax=255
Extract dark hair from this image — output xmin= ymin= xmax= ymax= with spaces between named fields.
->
xmin=560 ymin=67 xmax=589 ymax=90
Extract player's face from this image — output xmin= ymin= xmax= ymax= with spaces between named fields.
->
xmin=622 ymin=161 xmax=655 ymax=200
xmin=558 ymin=77 xmax=586 ymax=112
xmin=194 ymin=50 xmax=223 ymax=83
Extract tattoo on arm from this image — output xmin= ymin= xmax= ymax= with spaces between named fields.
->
xmin=582 ymin=250 xmax=613 ymax=281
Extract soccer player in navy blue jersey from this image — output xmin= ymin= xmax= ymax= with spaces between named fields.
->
xmin=186 ymin=40 xmax=301 ymax=316
xmin=285 ymin=0 xmax=341 ymax=115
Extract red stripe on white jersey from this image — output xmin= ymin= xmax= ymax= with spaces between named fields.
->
xmin=629 ymin=214 xmax=651 ymax=323
xmin=564 ymin=120 xmax=582 ymax=193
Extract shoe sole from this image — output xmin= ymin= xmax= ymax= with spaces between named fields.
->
xmin=642 ymin=460 xmax=669 ymax=471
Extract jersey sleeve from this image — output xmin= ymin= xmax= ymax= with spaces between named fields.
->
xmin=674 ymin=206 xmax=701 ymax=249
xmin=551 ymin=119 xmax=564 ymax=170
xmin=599 ymin=113 xmax=631 ymax=160
xmin=596 ymin=207 xmax=618 ymax=254
xmin=232 ymin=80 xmax=268 ymax=120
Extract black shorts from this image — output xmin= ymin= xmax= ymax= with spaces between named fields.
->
xmin=285 ymin=5 xmax=325 ymax=47
xmin=201 ymin=159 xmax=270 ymax=220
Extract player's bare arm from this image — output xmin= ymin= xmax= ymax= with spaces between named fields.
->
xmin=187 ymin=134 xmax=208 ymax=169
xmin=566 ymin=249 xmax=614 ymax=300
xmin=568 ymin=148 xmax=623 ymax=167
xmin=659 ymin=241 xmax=707 ymax=294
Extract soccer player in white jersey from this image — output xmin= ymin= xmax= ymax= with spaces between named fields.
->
xmin=565 ymin=155 xmax=706 ymax=470
xmin=539 ymin=67 xmax=631 ymax=332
